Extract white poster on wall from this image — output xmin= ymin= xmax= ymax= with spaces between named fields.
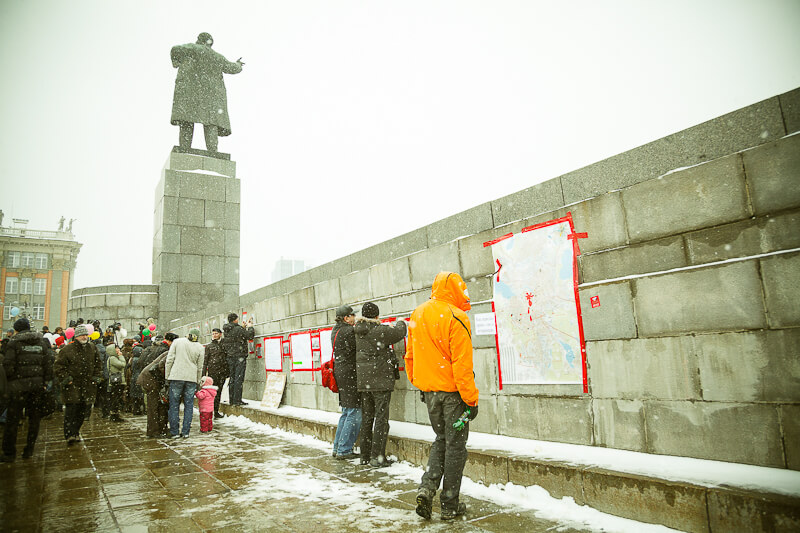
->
xmin=290 ymin=332 xmax=313 ymax=371
xmin=263 ymin=337 xmax=283 ymax=372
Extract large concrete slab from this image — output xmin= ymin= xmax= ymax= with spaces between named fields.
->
xmin=760 ymin=251 xmax=800 ymax=327
xmin=742 ymin=133 xmax=800 ymax=215
xmin=592 ymin=398 xmax=646 ymax=451
xmin=339 ymin=269 xmax=371 ymax=303
xmin=408 ymin=242 xmax=460 ymax=290
xmin=644 ymin=401 xmax=784 ymax=467
xmin=312 ymin=278 xmax=341 ymax=310
xmin=622 ymin=153 xmax=750 ymax=243
xmin=588 ymin=336 xmax=699 ymax=400
xmin=369 ymin=257 xmax=411 ymax=297
xmin=634 ymin=261 xmax=767 ymax=336
xmin=695 ymin=329 xmax=800 ymax=403
xmin=580 ymin=235 xmax=686 ymax=283
xmin=427 ymin=202 xmax=494 ymax=247
xmin=578 ymin=282 xmax=637 ymax=340
xmin=491 ymin=178 xmax=564 ymax=227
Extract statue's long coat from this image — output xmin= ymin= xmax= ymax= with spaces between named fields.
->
xmin=170 ymin=43 xmax=242 ymax=136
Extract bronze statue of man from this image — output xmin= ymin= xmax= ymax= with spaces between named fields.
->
xmin=171 ymin=32 xmax=243 ymax=153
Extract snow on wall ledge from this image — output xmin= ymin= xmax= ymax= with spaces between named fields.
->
xmin=166 ymin=87 xmax=800 ymax=471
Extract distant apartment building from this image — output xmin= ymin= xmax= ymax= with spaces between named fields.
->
xmin=0 ymin=221 xmax=82 ymax=332
xmin=271 ymin=258 xmax=306 ymax=283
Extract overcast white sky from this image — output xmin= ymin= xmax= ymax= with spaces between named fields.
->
xmin=1 ymin=0 xmax=799 ymax=294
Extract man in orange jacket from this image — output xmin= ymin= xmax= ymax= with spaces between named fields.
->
xmin=405 ymin=271 xmax=479 ymax=521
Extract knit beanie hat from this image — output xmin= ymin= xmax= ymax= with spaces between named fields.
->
xmin=54 ymin=336 xmax=66 ymax=347
xmin=361 ymin=302 xmax=380 ymax=319
xmin=13 ymin=318 xmax=31 ymax=332
xmin=74 ymin=324 xmax=90 ymax=337
xmin=202 ymin=375 xmax=214 ymax=387
xmin=188 ymin=328 xmax=201 ymax=342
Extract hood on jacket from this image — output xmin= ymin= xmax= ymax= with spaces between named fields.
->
xmin=105 ymin=344 xmax=118 ymax=357
xmin=431 ymin=271 xmax=471 ymax=311
xmin=354 ymin=316 xmax=382 ymax=337
xmin=11 ymin=331 xmax=44 ymax=345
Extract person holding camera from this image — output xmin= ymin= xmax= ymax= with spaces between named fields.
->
xmin=221 ymin=313 xmax=254 ymax=406
xmin=106 ymin=344 xmax=127 ymax=422
xmin=405 ymin=272 xmax=479 ymax=521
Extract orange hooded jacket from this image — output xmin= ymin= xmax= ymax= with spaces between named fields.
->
xmin=404 ymin=272 xmax=479 ymax=407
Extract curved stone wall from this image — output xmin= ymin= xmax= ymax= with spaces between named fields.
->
xmin=67 ymin=284 xmax=159 ymax=336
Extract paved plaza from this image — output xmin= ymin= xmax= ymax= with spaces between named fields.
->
xmin=0 ymin=411 xmax=601 ymax=533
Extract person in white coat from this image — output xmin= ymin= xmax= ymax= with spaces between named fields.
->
xmin=165 ymin=328 xmax=205 ymax=438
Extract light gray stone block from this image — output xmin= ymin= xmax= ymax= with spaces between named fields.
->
xmin=161 ymin=169 xmax=185 ymax=197
xmin=225 ymin=177 xmax=240 ymax=203
xmin=204 ymin=200 xmax=226 ymax=229
xmin=159 ymin=282 xmax=177 ymax=312
xmin=224 ymin=257 xmax=239 ymax=284
xmin=105 ymin=293 xmax=130 ymax=306
xmin=634 ymin=261 xmax=767 ymax=336
xmin=202 ymin=157 xmax=236 ymax=178
xmin=224 ymin=230 xmax=240 ymax=258
xmin=465 ymin=276 xmax=492 ymax=303
xmin=179 ymin=173 xmax=229 ymax=201
xmin=307 ymin=258 xmax=354 ymax=285
xmin=497 ymin=395 xmax=592 ymax=445
xmin=781 ymin=404 xmax=800 ymax=470
xmin=695 ymin=329 xmax=800 ymax=403
xmin=180 ymin=254 xmax=202 ymax=283
xmin=340 ymin=269 xmax=371 ymax=303
xmin=85 ymin=294 xmax=105 ymax=307
xmin=427 ymin=202 xmax=494 ymax=247
xmin=177 ymin=282 xmax=223 ymax=315
xmin=464 ymin=394 xmax=498 ymax=435
xmin=568 ymin=192 xmax=629 ymax=254
xmin=409 ymin=242 xmax=460 ymax=290
xmin=622 ymin=153 xmax=750 ymax=243
xmin=588 ymin=336 xmax=699 ymax=400
xmin=742 ymin=133 xmax=800 ymax=215
xmin=761 ymin=251 xmax=800 ymax=327
xmin=458 ymin=228 xmax=502 ymax=282
xmin=473 ymin=348 xmax=499 ymax=396
xmin=578 ymin=282 xmax=636 ymax=341
xmin=224 ymin=202 xmax=240 ymax=230
xmin=300 ymin=311 xmax=328 ymax=329
xmin=180 ymin=227 xmax=225 ymax=255
xmin=389 ymin=290 xmax=429 ymax=315
xmin=161 ymin=224 xmax=181 ymax=254
xmin=592 ymin=399 xmax=645 ymax=451
xmin=201 ymin=256 xmax=225 ymax=284
xmin=266 ymin=295 xmax=290 ymax=319
xmin=645 ymin=401 xmax=784 ymax=467
xmin=313 ymin=279 xmax=341 ymax=310
xmin=580 ymin=236 xmax=687 ymax=283
xmin=165 ymin=152 xmax=204 ymax=173
xmin=177 ymin=197 xmax=204 ymax=227
xmin=491 ymin=178 xmax=564 ymax=227
xmin=288 ymin=287 xmax=315 ymax=315
xmin=370 ymin=258 xmax=412 ymax=298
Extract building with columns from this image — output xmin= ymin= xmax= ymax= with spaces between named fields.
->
xmin=0 ymin=223 xmax=82 ymax=331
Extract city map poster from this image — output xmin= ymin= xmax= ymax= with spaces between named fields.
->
xmin=484 ymin=213 xmax=588 ymax=392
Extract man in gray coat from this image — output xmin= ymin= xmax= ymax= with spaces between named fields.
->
xmin=165 ymin=329 xmax=205 ymax=438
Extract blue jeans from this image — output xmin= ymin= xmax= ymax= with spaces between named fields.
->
xmin=333 ymin=406 xmax=362 ymax=455
xmin=168 ymin=380 xmax=197 ymax=436
xmin=227 ymin=357 xmax=247 ymax=404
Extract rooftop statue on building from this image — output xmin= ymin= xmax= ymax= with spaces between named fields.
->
xmin=171 ymin=32 xmax=244 ymax=155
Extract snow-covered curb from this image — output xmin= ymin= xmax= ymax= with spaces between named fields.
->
xmin=231 ymin=402 xmax=800 ymax=498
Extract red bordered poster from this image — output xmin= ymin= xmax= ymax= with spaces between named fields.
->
xmin=289 ymin=331 xmax=314 ymax=372
xmin=261 ymin=336 xmax=284 ymax=372
xmin=483 ymin=212 xmax=588 ymax=393
xmin=318 ymin=328 xmax=333 ymax=367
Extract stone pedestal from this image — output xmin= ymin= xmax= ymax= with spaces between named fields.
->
xmin=152 ymin=150 xmax=240 ymax=327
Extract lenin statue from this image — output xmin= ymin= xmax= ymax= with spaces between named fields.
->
xmin=171 ymin=32 xmax=243 ymax=154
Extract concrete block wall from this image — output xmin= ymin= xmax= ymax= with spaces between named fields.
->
xmin=67 ymin=284 xmax=159 ymax=336
xmin=152 ymin=151 xmax=240 ymax=327
xmin=167 ymin=87 xmax=800 ymax=470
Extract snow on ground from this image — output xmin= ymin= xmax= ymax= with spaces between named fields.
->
xmin=241 ymin=402 xmax=800 ymax=498
xmin=218 ymin=414 xmax=682 ymax=533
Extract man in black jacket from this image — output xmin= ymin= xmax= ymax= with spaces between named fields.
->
xmin=355 ymin=302 xmax=407 ymax=467
xmin=2 ymin=318 xmax=53 ymax=461
xmin=221 ymin=313 xmax=254 ymax=406
xmin=203 ymin=328 xmax=228 ymax=418
xmin=139 ymin=333 xmax=177 ymax=438
xmin=331 ymin=305 xmax=360 ymax=460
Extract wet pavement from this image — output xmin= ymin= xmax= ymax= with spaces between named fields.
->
xmin=0 ymin=410 xmax=590 ymax=532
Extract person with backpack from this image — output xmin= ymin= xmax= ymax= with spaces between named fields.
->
xmin=405 ymin=271 xmax=479 ymax=521
xmin=137 ymin=333 xmax=176 ymax=438
xmin=354 ymin=302 xmax=407 ymax=468
xmin=1 ymin=318 xmax=53 ymax=461
xmin=331 ymin=305 xmax=360 ymax=460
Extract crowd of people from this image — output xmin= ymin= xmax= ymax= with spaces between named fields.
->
xmin=0 ymin=312 xmax=255 ymax=458
xmin=1 ymin=270 xmax=478 ymax=521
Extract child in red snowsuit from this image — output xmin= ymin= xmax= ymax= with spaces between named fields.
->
xmin=195 ymin=376 xmax=218 ymax=433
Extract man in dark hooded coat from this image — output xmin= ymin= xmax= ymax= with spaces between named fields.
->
xmin=171 ymin=32 xmax=243 ymax=153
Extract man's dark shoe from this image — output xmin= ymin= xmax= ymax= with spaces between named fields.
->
xmin=359 ymin=457 xmax=371 ymax=466
xmin=369 ymin=457 xmax=395 ymax=468
xmin=1 ymin=455 xmax=15 ymax=463
xmin=66 ymin=436 xmax=78 ymax=446
xmin=441 ymin=502 xmax=467 ymax=521
xmin=336 ymin=452 xmax=359 ymax=460
xmin=214 ymin=412 xmax=225 ymax=419
xmin=239 ymin=401 xmax=248 ymax=406
xmin=22 ymin=447 xmax=34 ymax=459
xmin=415 ymin=489 xmax=433 ymax=520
